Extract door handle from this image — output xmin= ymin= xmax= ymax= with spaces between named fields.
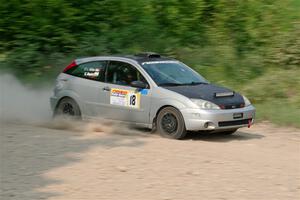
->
xmin=103 ymin=86 xmax=111 ymax=91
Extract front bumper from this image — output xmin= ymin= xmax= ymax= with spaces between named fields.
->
xmin=180 ymin=105 xmax=256 ymax=131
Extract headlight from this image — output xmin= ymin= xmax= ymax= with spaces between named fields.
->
xmin=243 ymin=95 xmax=251 ymax=107
xmin=190 ymin=99 xmax=220 ymax=110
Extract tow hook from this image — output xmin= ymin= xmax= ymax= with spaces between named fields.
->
xmin=248 ymin=119 xmax=252 ymax=128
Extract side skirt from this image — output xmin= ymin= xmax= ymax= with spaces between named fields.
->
xmin=83 ymin=115 xmax=153 ymax=129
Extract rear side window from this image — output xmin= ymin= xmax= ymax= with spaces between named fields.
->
xmin=66 ymin=61 xmax=107 ymax=82
xmin=106 ymin=61 xmax=148 ymax=86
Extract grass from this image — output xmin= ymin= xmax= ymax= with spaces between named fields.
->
xmin=255 ymin=101 xmax=300 ymax=128
xmin=241 ymin=69 xmax=300 ymax=127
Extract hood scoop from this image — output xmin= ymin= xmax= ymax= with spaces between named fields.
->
xmin=215 ymin=91 xmax=234 ymax=98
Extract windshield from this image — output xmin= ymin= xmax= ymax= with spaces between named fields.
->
xmin=141 ymin=61 xmax=208 ymax=86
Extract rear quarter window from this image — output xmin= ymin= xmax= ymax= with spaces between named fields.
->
xmin=66 ymin=61 xmax=107 ymax=82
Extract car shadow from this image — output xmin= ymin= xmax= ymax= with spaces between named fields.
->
xmin=184 ymin=130 xmax=265 ymax=142
xmin=132 ymin=127 xmax=265 ymax=142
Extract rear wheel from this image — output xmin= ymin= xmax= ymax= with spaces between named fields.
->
xmin=156 ymin=107 xmax=186 ymax=139
xmin=54 ymin=97 xmax=81 ymax=120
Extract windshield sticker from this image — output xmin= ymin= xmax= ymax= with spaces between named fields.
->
xmin=142 ymin=61 xmax=178 ymax=65
xmin=110 ymin=89 xmax=140 ymax=109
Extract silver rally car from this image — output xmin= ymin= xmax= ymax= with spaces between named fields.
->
xmin=50 ymin=52 xmax=255 ymax=139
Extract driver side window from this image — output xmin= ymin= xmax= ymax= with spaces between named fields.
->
xmin=106 ymin=61 xmax=148 ymax=87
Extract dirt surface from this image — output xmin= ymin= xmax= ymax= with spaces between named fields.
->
xmin=1 ymin=122 xmax=300 ymax=200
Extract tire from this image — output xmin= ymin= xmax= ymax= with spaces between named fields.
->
xmin=54 ymin=97 xmax=81 ymax=120
xmin=156 ymin=107 xmax=187 ymax=139
xmin=221 ymin=129 xmax=238 ymax=135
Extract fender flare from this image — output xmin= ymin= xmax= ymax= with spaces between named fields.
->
xmin=150 ymin=98 xmax=186 ymax=126
xmin=54 ymin=90 xmax=85 ymax=115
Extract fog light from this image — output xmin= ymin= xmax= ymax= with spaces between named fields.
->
xmin=204 ymin=122 xmax=216 ymax=129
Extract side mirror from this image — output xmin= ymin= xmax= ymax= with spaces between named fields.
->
xmin=130 ymin=81 xmax=147 ymax=89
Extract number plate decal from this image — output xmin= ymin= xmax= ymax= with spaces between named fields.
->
xmin=233 ymin=113 xmax=243 ymax=119
xmin=127 ymin=91 xmax=140 ymax=109
xmin=110 ymin=88 xmax=140 ymax=109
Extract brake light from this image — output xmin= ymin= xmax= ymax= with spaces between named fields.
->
xmin=63 ymin=61 xmax=77 ymax=72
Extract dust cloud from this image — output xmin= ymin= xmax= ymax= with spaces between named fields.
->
xmin=47 ymin=118 xmax=150 ymax=136
xmin=0 ymin=74 xmax=53 ymax=124
xmin=0 ymin=74 xmax=149 ymax=136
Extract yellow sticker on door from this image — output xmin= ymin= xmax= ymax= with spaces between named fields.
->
xmin=110 ymin=88 xmax=140 ymax=109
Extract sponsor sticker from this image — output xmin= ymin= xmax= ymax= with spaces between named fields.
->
xmin=140 ymin=89 xmax=149 ymax=95
xmin=83 ymin=67 xmax=101 ymax=78
xmin=110 ymin=88 xmax=140 ymax=109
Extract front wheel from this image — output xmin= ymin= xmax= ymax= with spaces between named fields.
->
xmin=156 ymin=107 xmax=187 ymax=139
xmin=54 ymin=97 xmax=81 ymax=120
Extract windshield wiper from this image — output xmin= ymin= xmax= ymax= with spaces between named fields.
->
xmin=159 ymin=82 xmax=208 ymax=87
xmin=182 ymin=81 xmax=207 ymax=85
xmin=158 ymin=83 xmax=184 ymax=86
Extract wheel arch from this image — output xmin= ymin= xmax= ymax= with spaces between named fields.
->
xmin=153 ymin=105 xmax=187 ymax=139
xmin=151 ymin=104 xmax=186 ymax=130
xmin=54 ymin=95 xmax=83 ymax=117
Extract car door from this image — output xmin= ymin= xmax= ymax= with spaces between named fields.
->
xmin=97 ymin=60 xmax=152 ymax=124
xmin=66 ymin=60 xmax=108 ymax=117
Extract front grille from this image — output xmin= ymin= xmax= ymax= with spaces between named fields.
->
xmin=218 ymin=118 xmax=251 ymax=127
xmin=222 ymin=104 xmax=245 ymax=109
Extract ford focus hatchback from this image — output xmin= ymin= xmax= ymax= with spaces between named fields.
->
xmin=50 ymin=52 xmax=255 ymax=139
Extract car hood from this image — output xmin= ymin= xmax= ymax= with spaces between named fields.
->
xmin=163 ymin=83 xmax=245 ymax=109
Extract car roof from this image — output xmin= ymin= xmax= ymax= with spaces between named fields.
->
xmin=75 ymin=52 xmax=177 ymax=65
xmin=123 ymin=53 xmax=177 ymax=64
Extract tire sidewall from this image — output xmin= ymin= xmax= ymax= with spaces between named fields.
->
xmin=156 ymin=107 xmax=186 ymax=139
xmin=54 ymin=97 xmax=81 ymax=120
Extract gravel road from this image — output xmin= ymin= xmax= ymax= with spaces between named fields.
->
xmin=1 ymin=122 xmax=299 ymax=200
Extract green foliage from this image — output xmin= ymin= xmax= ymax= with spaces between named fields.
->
xmin=0 ymin=0 xmax=299 ymax=126
xmin=241 ymin=68 xmax=300 ymax=127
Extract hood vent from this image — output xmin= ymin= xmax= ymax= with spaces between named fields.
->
xmin=215 ymin=92 xmax=234 ymax=98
